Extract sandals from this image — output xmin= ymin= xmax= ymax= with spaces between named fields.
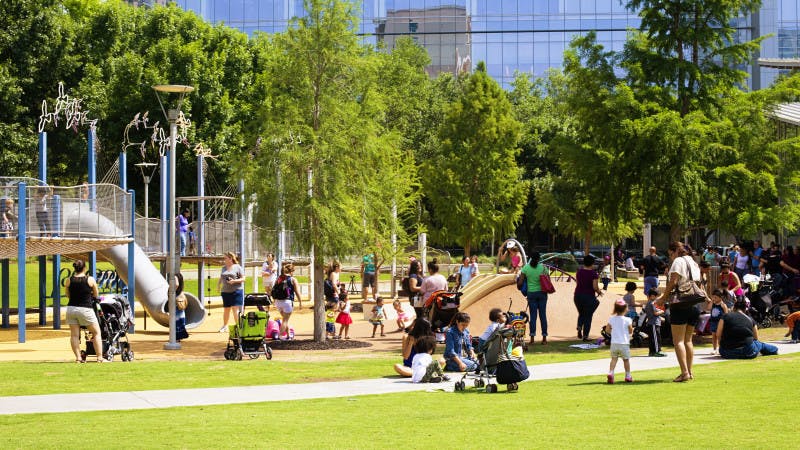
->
xmin=672 ymin=373 xmax=691 ymax=383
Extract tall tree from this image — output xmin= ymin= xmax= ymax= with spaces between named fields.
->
xmin=420 ymin=62 xmax=528 ymax=255
xmin=244 ymin=0 xmax=416 ymax=341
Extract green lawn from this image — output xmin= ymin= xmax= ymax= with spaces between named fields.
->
xmin=1 ymin=353 xmax=797 ymax=448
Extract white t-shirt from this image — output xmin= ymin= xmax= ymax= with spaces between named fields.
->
xmin=669 ymin=255 xmax=702 ymax=294
xmin=608 ymin=315 xmax=632 ymax=345
xmin=261 ymin=261 xmax=277 ymax=284
xmin=411 ymin=352 xmax=433 ymax=383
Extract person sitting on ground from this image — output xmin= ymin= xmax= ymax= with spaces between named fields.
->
xmin=411 ymin=335 xmax=449 ymax=383
xmin=444 ymin=312 xmax=478 ymax=372
xmin=717 ymin=299 xmax=779 ymax=359
xmin=394 ymin=318 xmax=440 ymax=377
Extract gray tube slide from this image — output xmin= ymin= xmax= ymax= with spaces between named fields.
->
xmin=62 ymin=201 xmax=205 ymax=329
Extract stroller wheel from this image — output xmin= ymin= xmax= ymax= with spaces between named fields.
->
xmin=508 ymin=382 xmax=519 ymax=392
xmin=248 ymin=353 xmax=260 ymax=360
xmin=486 ymin=384 xmax=497 ymax=393
xmin=264 ymin=345 xmax=273 ymax=360
xmin=80 ymin=350 xmax=86 ymax=362
xmin=474 ymin=379 xmax=484 ymax=388
xmin=121 ymin=350 xmax=133 ymax=362
xmin=234 ymin=350 xmax=243 ymax=361
xmin=223 ymin=349 xmax=234 ymax=360
xmin=760 ymin=317 xmax=772 ymax=329
xmin=454 ymin=381 xmax=465 ymax=391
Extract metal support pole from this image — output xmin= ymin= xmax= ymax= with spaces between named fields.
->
xmin=1 ymin=259 xmax=9 ymax=328
xmin=197 ymin=154 xmax=205 ymax=303
xmin=128 ymin=189 xmax=136 ymax=333
xmin=238 ymin=179 xmax=245 ymax=265
xmin=38 ymin=132 xmax=47 ymax=326
xmin=52 ymin=195 xmax=61 ymax=329
xmin=160 ymin=155 xmax=168 ymax=255
xmin=88 ymin=128 xmax=97 ymax=278
xmin=164 ymin=110 xmax=180 ymax=350
xmin=17 ymin=183 xmax=27 ymax=343
xmin=391 ymin=201 xmax=397 ymax=299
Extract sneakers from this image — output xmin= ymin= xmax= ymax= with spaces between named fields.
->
xmin=218 ymin=325 xmax=228 ymax=333
xmin=790 ymin=340 xmax=799 ymax=344
xmin=607 ymin=374 xmax=614 ymax=384
xmin=429 ymin=376 xmax=443 ymax=383
xmin=649 ymin=352 xmax=667 ymax=357
xmin=624 ymin=376 xmax=633 ymax=383
xmin=442 ymin=374 xmax=451 ymax=382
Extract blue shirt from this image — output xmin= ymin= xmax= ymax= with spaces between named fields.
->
xmin=178 ymin=214 xmax=189 ymax=233
xmin=752 ymin=248 xmax=763 ymax=268
xmin=444 ymin=325 xmax=473 ymax=360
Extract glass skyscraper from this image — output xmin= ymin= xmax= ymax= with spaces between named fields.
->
xmin=160 ymin=0 xmax=800 ymax=89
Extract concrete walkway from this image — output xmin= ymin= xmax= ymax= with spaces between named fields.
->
xmin=2 ymin=341 xmax=797 ymax=415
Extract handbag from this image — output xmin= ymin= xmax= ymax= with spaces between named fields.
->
xmin=516 ymin=274 xmax=527 ymax=296
xmin=539 ymin=271 xmax=556 ymax=294
xmin=496 ymin=357 xmax=530 ymax=384
xmin=671 ymin=256 xmax=707 ymax=309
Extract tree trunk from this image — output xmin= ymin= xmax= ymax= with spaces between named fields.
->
xmin=584 ymin=222 xmax=592 ymax=255
xmin=313 ymin=258 xmax=325 ymax=342
xmin=669 ymin=221 xmax=682 ymax=244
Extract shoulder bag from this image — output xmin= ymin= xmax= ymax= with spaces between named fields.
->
xmin=670 ymin=256 xmax=707 ymax=309
xmin=539 ymin=267 xmax=556 ymax=294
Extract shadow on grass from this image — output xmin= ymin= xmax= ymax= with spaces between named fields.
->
xmin=567 ymin=379 xmax=666 ymax=386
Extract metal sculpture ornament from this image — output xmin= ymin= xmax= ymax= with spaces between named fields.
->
xmin=38 ymin=82 xmax=98 ymax=133
xmin=122 ymin=110 xmax=193 ymax=159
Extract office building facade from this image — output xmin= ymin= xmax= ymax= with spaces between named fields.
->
xmin=154 ymin=0 xmax=800 ymax=89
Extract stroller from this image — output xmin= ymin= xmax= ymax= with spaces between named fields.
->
xmin=425 ymin=290 xmax=462 ymax=338
xmin=505 ymin=299 xmax=530 ymax=351
xmin=224 ymin=294 xmax=273 ymax=360
xmin=456 ymin=326 xmax=529 ymax=393
xmin=81 ymin=294 xmax=134 ymax=362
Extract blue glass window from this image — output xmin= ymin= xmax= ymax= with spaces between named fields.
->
xmin=214 ymin=0 xmax=228 ymax=23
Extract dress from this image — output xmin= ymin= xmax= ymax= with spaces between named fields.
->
xmin=336 ymin=300 xmax=353 ymax=325
xmin=369 ymin=305 xmax=385 ymax=325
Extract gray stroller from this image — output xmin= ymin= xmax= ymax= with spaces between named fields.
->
xmin=454 ymin=326 xmax=529 ymax=393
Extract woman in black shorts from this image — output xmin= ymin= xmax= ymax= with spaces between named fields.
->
xmin=658 ymin=241 xmax=702 ymax=382
xmin=65 ymin=260 xmax=103 ymax=362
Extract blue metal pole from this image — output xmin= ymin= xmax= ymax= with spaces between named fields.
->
xmin=128 ymin=189 xmax=135 ymax=333
xmin=119 ymin=152 xmax=127 ymax=191
xmin=17 ymin=183 xmax=27 ymax=343
xmin=160 ymin=155 xmax=168 ymax=255
xmin=1 ymin=259 xmax=8 ymax=328
xmin=38 ymin=132 xmax=47 ymax=326
xmin=52 ymin=195 xmax=61 ymax=329
xmin=88 ymin=128 xmax=96 ymax=278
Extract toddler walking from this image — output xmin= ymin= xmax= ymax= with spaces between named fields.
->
xmin=335 ymin=297 xmax=353 ymax=340
xmin=708 ymin=289 xmax=729 ymax=355
xmin=325 ymin=301 xmax=337 ymax=339
xmin=607 ymin=299 xmax=633 ymax=384
xmin=370 ymin=297 xmax=387 ymax=338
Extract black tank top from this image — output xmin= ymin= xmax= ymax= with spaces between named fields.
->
xmin=68 ymin=276 xmax=94 ymax=308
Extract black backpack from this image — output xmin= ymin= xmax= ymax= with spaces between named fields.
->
xmin=323 ymin=279 xmax=336 ymax=299
xmin=271 ymin=276 xmax=292 ymax=300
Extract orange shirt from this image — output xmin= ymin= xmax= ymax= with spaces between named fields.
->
xmin=786 ymin=311 xmax=800 ymax=330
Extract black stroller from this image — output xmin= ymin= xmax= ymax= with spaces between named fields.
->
xmin=455 ymin=326 xmax=529 ymax=393
xmin=425 ymin=290 xmax=462 ymax=335
xmin=81 ymin=294 xmax=134 ymax=362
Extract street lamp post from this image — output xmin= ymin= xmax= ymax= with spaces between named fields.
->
xmin=153 ymin=84 xmax=193 ymax=351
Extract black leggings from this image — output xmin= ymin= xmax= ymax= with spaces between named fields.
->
xmin=574 ymin=293 xmax=599 ymax=338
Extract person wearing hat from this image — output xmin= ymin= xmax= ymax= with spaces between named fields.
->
xmin=499 ymin=241 xmax=523 ymax=274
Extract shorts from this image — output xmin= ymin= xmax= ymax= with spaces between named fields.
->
xmin=326 ymin=322 xmax=335 ymax=334
xmin=66 ymin=306 xmax=98 ymax=326
xmin=275 ymin=299 xmax=293 ymax=314
xmin=709 ymin=320 xmax=721 ymax=333
xmin=362 ymin=272 xmax=376 ymax=288
xmin=221 ymin=290 xmax=244 ymax=308
xmin=669 ymin=304 xmax=701 ymax=326
xmin=609 ymin=343 xmax=631 ymax=359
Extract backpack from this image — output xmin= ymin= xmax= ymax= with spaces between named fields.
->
xmin=271 ymin=275 xmax=292 ymax=300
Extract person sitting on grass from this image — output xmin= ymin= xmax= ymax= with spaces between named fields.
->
xmin=444 ymin=312 xmax=478 ymax=372
xmin=411 ymin=335 xmax=449 ymax=383
xmin=717 ymin=299 xmax=779 ymax=359
xmin=478 ymin=308 xmax=507 ymax=348
xmin=394 ymin=318 xmax=440 ymax=377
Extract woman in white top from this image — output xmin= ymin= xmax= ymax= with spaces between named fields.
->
xmin=261 ymin=253 xmax=278 ymax=292
xmin=658 ymin=241 xmax=703 ymax=382
xmin=419 ymin=259 xmax=448 ymax=311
